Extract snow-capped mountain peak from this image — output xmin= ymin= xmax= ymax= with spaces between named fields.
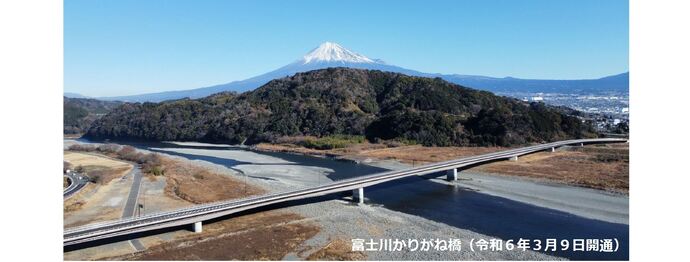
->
xmin=302 ymin=42 xmax=377 ymax=64
xmin=98 ymin=40 xmax=628 ymax=102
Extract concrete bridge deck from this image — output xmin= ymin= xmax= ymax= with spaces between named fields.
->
xmin=64 ymin=138 xmax=627 ymax=246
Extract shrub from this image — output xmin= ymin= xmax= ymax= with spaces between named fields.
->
xmin=594 ymin=153 xmax=628 ymax=163
xmin=68 ymin=144 xmax=96 ymax=152
xmin=87 ymin=170 xmax=103 ymax=184
xmin=63 ymin=161 xmax=72 ymax=173
xmin=97 ymin=143 xmax=120 ymax=154
xmin=299 ymin=135 xmax=366 ymax=150
xmin=147 ymin=165 xmax=165 ymax=176
xmin=116 ymin=146 xmax=138 ymax=160
xmin=141 ymin=154 xmax=164 ymax=175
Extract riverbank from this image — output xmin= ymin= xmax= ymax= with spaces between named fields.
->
xmin=63 ymin=140 xmax=326 ymax=260
xmin=64 ymin=139 xmax=627 ymax=260
xmin=254 ymin=142 xmax=629 ymax=193
xmin=142 ymin=143 xmax=589 ymax=260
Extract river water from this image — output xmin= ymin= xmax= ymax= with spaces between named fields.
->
xmin=69 ymin=139 xmax=628 ymax=260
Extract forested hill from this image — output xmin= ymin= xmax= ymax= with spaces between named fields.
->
xmin=64 ymin=97 xmax=123 ymax=134
xmin=85 ymin=68 xmax=596 ymax=146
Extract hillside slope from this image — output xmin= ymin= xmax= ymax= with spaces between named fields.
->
xmin=86 ymin=68 xmax=596 ymax=146
xmin=64 ymin=97 xmax=123 ymax=134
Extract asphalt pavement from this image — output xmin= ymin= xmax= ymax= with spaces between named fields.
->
xmin=119 ymin=167 xmax=146 ymax=251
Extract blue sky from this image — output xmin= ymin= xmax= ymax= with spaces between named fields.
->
xmin=65 ymin=0 xmax=628 ymax=97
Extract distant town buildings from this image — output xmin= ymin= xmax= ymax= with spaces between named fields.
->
xmin=499 ymin=91 xmax=629 ymax=134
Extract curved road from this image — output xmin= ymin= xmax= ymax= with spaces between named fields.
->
xmin=63 ymin=172 xmax=88 ymax=200
xmin=64 ymin=138 xmax=627 ymax=246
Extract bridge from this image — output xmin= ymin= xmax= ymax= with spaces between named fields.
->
xmin=64 ymin=138 xmax=627 ymax=246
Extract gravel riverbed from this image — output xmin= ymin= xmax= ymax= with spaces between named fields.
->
xmin=66 ymin=140 xmax=627 ymax=260
xmin=147 ymin=145 xmax=561 ymax=260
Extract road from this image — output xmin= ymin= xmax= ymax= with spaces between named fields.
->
xmin=63 ymin=171 xmax=88 ymax=200
xmin=64 ymin=138 xmax=627 ymax=246
xmin=121 ymin=168 xmax=143 ymax=218
xmin=119 ymin=167 xmax=146 ymax=251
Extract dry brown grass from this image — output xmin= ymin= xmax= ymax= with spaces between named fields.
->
xmin=63 ymin=200 xmax=85 ymax=213
xmin=160 ymin=158 xmax=266 ymax=204
xmin=306 ymin=238 xmax=366 ymax=261
xmin=63 ymin=152 xmax=132 ymax=216
xmin=63 ymin=181 xmax=96 ymax=216
xmin=64 ymin=151 xmax=133 ymax=184
xmin=469 ymin=144 xmax=629 ymax=193
xmin=256 ymin=142 xmax=387 ymax=158
xmin=257 ymin=142 xmax=629 ymax=193
xmin=109 ymin=211 xmax=320 ymax=261
xmin=351 ymin=145 xmax=505 ymax=165
xmin=85 ymin=165 xmax=132 ymax=185
xmin=64 ymin=151 xmax=132 ymax=169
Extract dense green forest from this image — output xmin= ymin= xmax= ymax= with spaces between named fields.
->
xmin=64 ymin=97 xmax=122 ymax=134
xmin=85 ymin=68 xmax=597 ymax=146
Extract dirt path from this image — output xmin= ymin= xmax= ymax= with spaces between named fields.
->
xmin=63 ymin=152 xmax=134 ymax=227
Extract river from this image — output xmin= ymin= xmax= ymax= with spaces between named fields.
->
xmin=67 ymin=139 xmax=629 ymax=260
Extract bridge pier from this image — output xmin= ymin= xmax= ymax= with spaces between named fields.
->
xmin=352 ymin=187 xmax=364 ymax=204
xmin=509 ymin=156 xmax=518 ymax=161
xmin=446 ymin=168 xmax=458 ymax=181
xmin=193 ymin=221 xmax=202 ymax=233
xmin=579 ymin=143 xmax=584 ymax=147
xmin=550 ymin=147 xmax=556 ymax=152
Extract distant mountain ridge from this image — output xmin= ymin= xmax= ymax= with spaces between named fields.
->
xmin=64 ymin=92 xmax=89 ymax=98
xmin=441 ymin=72 xmax=629 ymax=94
xmin=90 ymin=42 xmax=628 ymax=102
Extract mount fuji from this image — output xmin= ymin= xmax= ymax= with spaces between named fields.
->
xmin=97 ymin=42 xmax=628 ymax=102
